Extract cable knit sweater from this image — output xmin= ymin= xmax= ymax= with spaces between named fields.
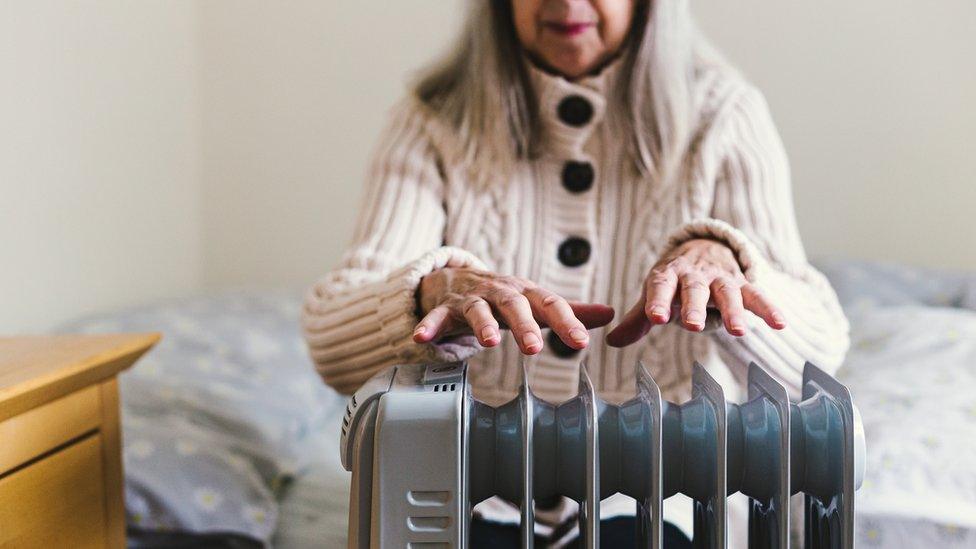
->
xmin=301 ymin=55 xmax=850 ymax=408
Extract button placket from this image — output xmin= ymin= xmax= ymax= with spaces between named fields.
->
xmin=561 ymin=160 xmax=594 ymax=193
xmin=543 ymin=90 xmax=602 ymax=363
xmin=557 ymin=236 xmax=591 ymax=267
xmin=557 ymin=94 xmax=594 ymax=127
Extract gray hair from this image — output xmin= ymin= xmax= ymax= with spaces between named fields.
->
xmin=414 ymin=1 xmax=726 ymax=185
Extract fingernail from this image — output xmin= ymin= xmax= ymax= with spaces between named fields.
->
xmin=522 ymin=332 xmax=541 ymax=353
xmin=650 ymin=306 xmax=668 ymax=318
xmin=686 ymin=312 xmax=704 ymax=324
xmin=414 ymin=325 xmax=427 ymax=336
xmin=481 ymin=326 xmax=497 ymax=342
xmin=569 ymin=327 xmax=588 ymax=342
xmin=772 ymin=312 xmax=785 ymax=325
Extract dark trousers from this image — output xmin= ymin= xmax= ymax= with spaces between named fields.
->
xmin=470 ymin=516 xmax=692 ymax=548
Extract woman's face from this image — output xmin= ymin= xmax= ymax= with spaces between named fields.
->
xmin=512 ymin=0 xmax=635 ymax=80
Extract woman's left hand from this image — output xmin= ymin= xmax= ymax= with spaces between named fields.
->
xmin=605 ymin=238 xmax=786 ymax=347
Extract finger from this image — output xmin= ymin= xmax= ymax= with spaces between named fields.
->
xmin=413 ymin=305 xmax=455 ymax=343
xmin=605 ymin=286 xmax=652 ymax=347
xmin=459 ymin=296 xmax=501 ymax=347
xmin=710 ymin=277 xmax=747 ymax=336
xmin=679 ymin=273 xmax=710 ymax=332
xmin=741 ymin=284 xmax=786 ymax=329
xmin=568 ymin=302 xmax=616 ymax=328
xmin=525 ymin=287 xmax=589 ymax=350
xmin=487 ymin=289 xmax=543 ymax=354
xmin=644 ymin=268 xmax=679 ymax=325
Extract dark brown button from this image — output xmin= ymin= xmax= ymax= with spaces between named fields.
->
xmin=557 ymin=237 xmax=591 ymax=267
xmin=547 ymin=330 xmax=580 ymax=358
xmin=557 ymin=95 xmax=593 ymax=127
xmin=561 ymin=161 xmax=594 ymax=193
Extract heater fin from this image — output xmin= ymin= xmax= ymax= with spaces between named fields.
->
xmin=635 ymin=361 xmax=663 ymax=549
xmin=689 ymin=363 xmax=727 ymax=549
xmin=745 ymin=362 xmax=792 ymax=548
xmin=518 ymin=359 xmax=535 ymax=548
xmin=799 ymin=362 xmax=863 ymax=549
xmin=578 ymin=363 xmax=600 ymax=549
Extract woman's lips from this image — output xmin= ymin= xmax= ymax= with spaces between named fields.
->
xmin=543 ymin=21 xmax=595 ymax=37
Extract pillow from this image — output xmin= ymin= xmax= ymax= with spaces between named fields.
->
xmin=58 ymin=290 xmax=341 ymax=545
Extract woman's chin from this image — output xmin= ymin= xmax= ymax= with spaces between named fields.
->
xmin=542 ymin=52 xmax=604 ymax=80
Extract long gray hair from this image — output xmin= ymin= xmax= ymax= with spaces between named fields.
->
xmin=414 ymin=1 xmax=724 ymax=185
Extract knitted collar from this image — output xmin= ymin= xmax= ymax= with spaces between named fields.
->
xmin=522 ymin=53 xmax=624 ymax=154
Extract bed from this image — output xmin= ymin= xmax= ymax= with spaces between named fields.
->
xmin=57 ymin=260 xmax=976 ymax=548
xmin=59 ymin=290 xmax=350 ymax=548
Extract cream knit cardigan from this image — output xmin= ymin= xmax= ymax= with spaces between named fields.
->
xmin=301 ymin=56 xmax=850 ymax=408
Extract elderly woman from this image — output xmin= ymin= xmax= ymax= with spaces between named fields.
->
xmin=303 ymin=0 xmax=849 ymax=545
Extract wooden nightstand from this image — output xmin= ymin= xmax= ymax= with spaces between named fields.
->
xmin=0 ymin=333 xmax=159 ymax=549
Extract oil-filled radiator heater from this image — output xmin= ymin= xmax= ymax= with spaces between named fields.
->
xmin=340 ymin=360 xmax=865 ymax=548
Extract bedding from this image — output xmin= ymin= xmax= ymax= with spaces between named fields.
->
xmin=58 ymin=290 xmax=343 ymax=547
xmin=272 ymin=408 xmax=349 ymax=549
xmin=816 ymin=258 xmax=976 ymax=310
xmin=816 ymin=260 xmax=976 ymax=548
xmin=55 ymin=259 xmax=976 ymax=548
xmin=839 ymin=306 xmax=976 ymax=547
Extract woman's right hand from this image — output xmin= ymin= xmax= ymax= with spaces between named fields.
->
xmin=413 ymin=267 xmax=615 ymax=355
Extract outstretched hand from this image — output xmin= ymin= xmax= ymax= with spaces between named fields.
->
xmin=413 ymin=267 xmax=615 ymax=355
xmin=606 ymin=239 xmax=785 ymax=347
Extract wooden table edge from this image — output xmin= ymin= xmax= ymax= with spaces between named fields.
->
xmin=0 ymin=333 xmax=161 ymax=423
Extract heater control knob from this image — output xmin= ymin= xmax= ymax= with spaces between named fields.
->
xmin=422 ymin=361 xmax=465 ymax=386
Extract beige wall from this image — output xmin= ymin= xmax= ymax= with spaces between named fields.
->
xmin=694 ymin=0 xmax=976 ymax=270
xmin=3 ymin=1 xmax=973 ymax=332
xmin=0 ymin=1 xmax=201 ymax=333
xmin=196 ymin=1 xmax=464 ymax=289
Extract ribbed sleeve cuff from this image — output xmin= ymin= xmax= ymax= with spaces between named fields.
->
xmin=662 ymin=218 xmax=771 ymax=284
xmin=378 ymin=245 xmax=490 ymax=362
xmin=302 ymin=246 xmax=489 ymax=391
xmin=659 ymin=218 xmax=772 ymax=332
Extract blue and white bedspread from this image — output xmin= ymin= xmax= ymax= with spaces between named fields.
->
xmin=58 ymin=259 xmax=976 ymax=548
xmin=59 ymin=290 xmax=347 ymax=548
xmin=818 ymin=260 xmax=976 ymax=548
